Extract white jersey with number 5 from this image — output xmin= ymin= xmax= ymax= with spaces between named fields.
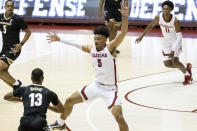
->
xmin=159 ymin=12 xmax=176 ymax=44
xmin=91 ymin=46 xmax=118 ymax=86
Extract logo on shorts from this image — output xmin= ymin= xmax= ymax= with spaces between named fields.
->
xmin=9 ymin=47 xmax=17 ymax=56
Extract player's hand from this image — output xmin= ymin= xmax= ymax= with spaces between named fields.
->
xmin=135 ymin=36 xmax=143 ymax=44
xmin=119 ymin=6 xmax=129 ymax=17
xmin=98 ymin=9 xmax=102 ymax=19
xmin=46 ymin=32 xmax=60 ymax=43
xmin=118 ymin=0 xmax=129 ymax=17
xmin=14 ymin=44 xmax=22 ymax=52
xmin=169 ymin=51 xmax=175 ymax=58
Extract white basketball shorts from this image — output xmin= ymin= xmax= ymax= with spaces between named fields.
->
xmin=162 ymin=45 xmax=182 ymax=61
xmin=78 ymin=81 xmax=121 ymax=109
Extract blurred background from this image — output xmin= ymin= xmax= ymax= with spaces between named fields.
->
xmin=0 ymin=0 xmax=196 ymax=28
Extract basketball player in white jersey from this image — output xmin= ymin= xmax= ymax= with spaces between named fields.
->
xmin=135 ymin=0 xmax=193 ymax=85
xmin=46 ymin=1 xmax=129 ymax=131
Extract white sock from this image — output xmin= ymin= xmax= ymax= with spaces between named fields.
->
xmin=57 ymin=119 xmax=65 ymax=126
xmin=13 ymin=80 xmax=19 ymax=86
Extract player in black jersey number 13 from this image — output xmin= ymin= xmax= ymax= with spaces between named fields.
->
xmin=4 ymin=68 xmax=64 ymax=131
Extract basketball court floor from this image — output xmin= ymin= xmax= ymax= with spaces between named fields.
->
xmin=0 ymin=26 xmax=196 ymax=131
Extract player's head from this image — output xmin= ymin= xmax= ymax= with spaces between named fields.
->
xmin=93 ymin=26 xmax=109 ymax=51
xmin=162 ymin=1 xmax=174 ymax=15
xmin=4 ymin=0 xmax=14 ymax=15
xmin=31 ymin=68 xmax=44 ymax=84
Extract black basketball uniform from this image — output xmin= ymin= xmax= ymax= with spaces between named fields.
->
xmin=13 ymin=84 xmax=60 ymax=131
xmin=104 ymin=0 xmax=122 ymax=25
xmin=0 ymin=13 xmax=28 ymax=65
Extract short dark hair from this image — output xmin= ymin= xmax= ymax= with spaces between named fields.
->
xmin=93 ymin=26 xmax=109 ymax=38
xmin=31 ymin=68 xmax=44 ymax=82
xmin=5 ymin=0 xmax=14 ymax=6
xmin=162 ymin=1 xmax=174 ymax=10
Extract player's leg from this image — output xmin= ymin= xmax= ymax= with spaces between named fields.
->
xmin=173 ymin=46 xmax=193 ymax=84
xmin=162 ymin=47 xmax=192 ymax=84
xmin=172 ymin=57 xmax=193 ymax=85
xmin=0 ymin=60 xmax=16 ymax=86
xmin=164 ymin=59 xmax=175 ymax=68
xmin=111 ymin=105 xmax=129 ymax=131
xmin=51 ymin=83 xmax=98 ymax=130
xmin=172 ymin=57 xmax=187 ymax=73
xmin=101 ymin=85 xmax=129 ymax=131
xmin=50 ymin=91 xmax=82 ymax=130
xmin=61 ymin=91 xmax=83 ymax=120
xmin=0 ymin=48 xmax=22 ymax=88
xmin=50 ymin=92 xmax=83 ymax=130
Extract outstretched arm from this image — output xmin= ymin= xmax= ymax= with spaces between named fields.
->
xmin=135 ymin=15 xmax=159 ymax=43
xmin=107 ymin=0 xmax=129 ymax=53
xmin=46 ymin=32 xmax=93 ymax=53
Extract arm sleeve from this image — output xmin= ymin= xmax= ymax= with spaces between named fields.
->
xmin=49 ymin=91 xmax=60 ymax=106
xmin=13 ymin=87 xmax=25 ymax=98
xmin=172 ymin=32 xmax=182 ymax=52
xmin=59 ymin=37 xmax=82 ymax=50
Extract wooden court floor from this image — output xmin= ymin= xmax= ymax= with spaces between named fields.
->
xmin=0 ymin=27 xmax=197 ymax=131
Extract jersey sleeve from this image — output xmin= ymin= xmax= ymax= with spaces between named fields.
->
xmin=49 ymin=91 xmax=60 ymax=106
xmin=13 ymin=87 xmax=25 ymax=98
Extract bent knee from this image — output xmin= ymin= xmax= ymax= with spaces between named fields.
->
xmin=65 ymin=97 xmax=73 ymax=104
xmin=65 ymin=96 xmax=79 ymax=105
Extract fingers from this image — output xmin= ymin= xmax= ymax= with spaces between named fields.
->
xmin=121 ymin=0 xmax=128 ymax=7
xmin=124 ymin=0 xmax=128 ymax=7
xmin=47 ymin=33 xmax=53 ymax=36
xmin=46 ymin=35 xmax=51 ymax=38
xmin=135 ymin=40 xmax=138 ymax=44
xmin=48 ymin=40 xmax=53 ymax=43
xmin=46 ymin=38 xmax=51 ymax=41
xmin=135 ymin=40 xmax=140 ymax=44
xmin=135 ymin=38 xmax=141 ymax=44
xmin=47 ymin=32 xmax=59 ymax=43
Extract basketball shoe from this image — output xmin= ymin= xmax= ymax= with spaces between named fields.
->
xmin=50 ymin=121 xmax=71 ymax=131
xmin=186 ymin=63 xmax=192 ymax=76
xmin=183 ymin=63 xmax=193 ymax=85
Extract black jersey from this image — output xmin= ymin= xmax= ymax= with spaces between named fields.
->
xmin=13 ymin=84 xmax=59 ymax=119
xmin=104 ymin=0 xmax=122 ymax=9
xmin=0 ymin=13 xmax=28 ymax=47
